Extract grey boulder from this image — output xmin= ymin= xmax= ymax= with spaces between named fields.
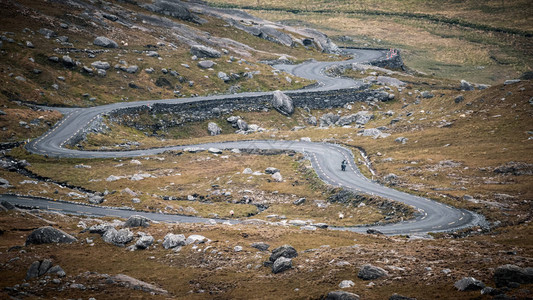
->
xmin=208 ymin=122 xmax=222 ymax=136
xmin=325 ymin=291 xmax=360 ymax=300
xmin=271 ymin=90 xmax=294 ymax=115
xmin=124 ymin=215 xmax=151 ymax=228
xmin=91 ymin=61 xmax=111 ymax=70
xmin=94 ymin=36 xmax=118 ymax=48
xmin=270 ymin=244 xmax=298 ymax=262
xmin=191 ymin=45 xmax=221 ymax=58
xmin=272 ymin=256 xmax=292 ymax=274
xmin=494 ymin=264 xmax=533 ymax=287
xmin=102 ymin=228 xmax=133 ymax=246
xmin=198 ymin=60 xmax=215 ymax=69
xmin=454 ymin=277 xmax=485 ymax=291
xmin=251 ymin=242 xmax=270 ymax=251
xmin=357 ymin=264 xmax=388 ymax=280
xmin=26 ymin=226 xmax=77 ymax=245
xmin=135 ymin=235 xmax=154 ymax=249
xmin=162 ymin=233 xmax=186 ymax=249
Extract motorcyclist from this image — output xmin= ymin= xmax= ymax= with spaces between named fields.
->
xmin=341 ymin=160 xmax=347 ymax=171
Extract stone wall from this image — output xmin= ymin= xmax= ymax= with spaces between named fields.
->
xmin=104 ymin=86 xmax=391 ymax=132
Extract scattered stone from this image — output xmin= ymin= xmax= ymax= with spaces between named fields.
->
xmin=236 ymin=119 xmax=248 ymax=131
xmin=504 ymin=79 xmax=520 ymax=85
xmin=339 ymin=280 xmax=355 ymax=288
xmin=47 ymin=265 xmax=66 ymax=277
xmin=208 ymin=148 xmax=223 ymax=154
xmin=271 ymin=172 xmax=283 ymax=182
xmin=124 ymin=215 xmax=151 ymax=228
xmin=102 ymin=228 xmax=133 ymax=246
xmin=62 ymin=55 xmax=75 ymax=68
xmin=460 ymin=80 xmax=474 ymax=91
xmin=91 ymin=61 xmax=110 ymax=70
xmin=494 ymin=162 xmax=533 ymax=176
xmin=251 ymin=242 xmax=270 ymax=251
xmin=126 ymin=65 xmax=139 ymax=74
xmin=395 ymin=137 xmax=408 ymax=144
xmin=325 ymin=291 xmax=360 ymax=300
xmin=94 ymin=36 xmax=118 ymax=48
xmin=162 ymin=233 xmax=186 ymax=249
xmin=271 ymin=90 xmax=294 ymax=115
xmin=88 ymin=194 xmax=104 ymax=204
xmin=146 ymin=51 xmax=159 ymax=57
xmin=454 ymin=277 xmax=485 ymax=291
xmin=234 ymin=246 xmax=243 ymax=252
xmin=494 ymin=264 xmax=533 ymax=287
xmin=270 ymin=245 xmax=298 ymax=262
xmin=358 ymin=264 xmax=388 ymax=280
xmin=218 ymin=71 xmax=230 ymax=82
xmin=135 ymin=235 xmax=154 ymax=249
xmin=320 ymin=113 xmax=340 ymax=127
xmin=272 ymin=257 xmax=292 ymax=274
xmin=207 ymin=122 xmax=222 ymax=136
xmin=454 ymin=95 xmax=464 ymax=103
xmin=198 ymin=60 xmax=215 ymax=69
xmin=106 ymin=175 xmax=122 ymax=182
xmin=366 ymin=229 xmax=383 ymax=235
xmin=293 ymin=198 xmax=306 ymax=205
xmin=26 ymin=226 xmax=77 ymax=245
xmin=190 ymin=45 xmax=221 ymax=58
xmin=26 ymin=41 xmax=34 ymax=48
xmin=265 ymin=167 xmax=280 ymax=174
xmin=383 ymin=173 xmax=399 ymax=185
xmin=185 ymin=234 xmax=206 ymax=245
xmin=421 ymin=91 xmax=434 ymax=98
xmin=15 ymin=76 xmax=26 ymax=82
xmin=389 ymin=294 xmax=417 ymax=300
xmin=111 ymin=274 xmax=168 ymax=294
xmin=26 ymin=261 xmax=41 ymax=280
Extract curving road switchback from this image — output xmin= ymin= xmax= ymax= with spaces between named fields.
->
xmin=1 ymin=48 xmax=484 ymax=235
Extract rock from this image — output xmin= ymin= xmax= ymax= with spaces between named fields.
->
xmin=88 ymin=195 xmax=104 ymax=204
xmin=111 ymin=274 xmax=168 ymax=294
xmin=454 ymin=95 xmax=464 ymax=103
xmin=504 ymin=79 xmax=520 ymax=85
xmin=1 ymin=200 xmax=14 ymax=210
xmin=91 ymin=61 xmax=110 ymax=70
xmin=135 ymin=235 xmax=154 ymax=249
xmin=102 ymin=228 xmax=133 ymax=246
xmin=144 ymin=0 xmax=196 ymax=23
xmin=185 ymin=234 xmax=206 ymax=245
xmin=236 ymin=119 xmax=248 ymax=131
xmin=366 ymin=229 xmax=383 ymax=235
xmin=460 ymin=80 xmax=474 ymax=91
xmin=106 ymin=175 xmax=122 ymax=182
xmin=38 ymin=259 xmax=53 ymax=276
xmin=124 ymin=215 xmax=151 ymax=228
xmin=494 ymin=162 xmax=533 ymax=176
xmin=94 ymin=36 xmax=118 ymax=48
xmin=208 ymin=148 xmax=223 ymax=154
xmin=494 ymin=264 xmax=533 ymax=287
xmin=62 ymin=55 xmax=75 ymax=68
xmin=271 ymin=90 xmax=294 ymax=115
xmin=218 ymin=71 xmax=230 ymax=82
xmin=454 ymin=277 xmax=485 ymax=291
xmin=0 ymin=178 xmax=12 ymax=188
xmin=88 ymin=224 xmax=114 ymax=235
xmin=26 ymin=41 xmax=34 ymax=48
xmin=357 ymin=264 xmax=388 ymax=280
xmin=243 ymin=168 xmax=253 ymax=174
xmin=395 ymin=137 xmax=408 ymax=144
xmin=421 ymin=91 xmax=434 ymax=98
xmin=26 ymin=226 xmax=77 ymax=245
xmin=234 ymin=246 xmax=243 ymax=252
xmin=155 ymin=77 xmax=171 ymax=87
xmin=359 ymin=128 xmax=385 ymax=138
xmin=271 ymin=172 xmax=283 ymax=182
xmin=251 ymin=242 xmax=270 ymax=251
xmin=47 ymin=265 xmax=66 ymax=277
xmin=307 ymin=116 xmax=318 ymax=126
xmin=126 ymin=65 xmax=139 ymax=74
xmin=26 ymin=261 xmax=40 ymax=279
xmin=293 ymin=198 xmax=306 ymax=205
xmin=325 ymin=291 xmax=360 ymax=300
xmin=320 ymin=113 xmax=340 ymax=127
xmin=190 ymin=45 xmax=221 ymax=58
xmin=198 ymin=60 xmax=215 ymax=68
xmin=339 ymin=280 xmax=355 ymax=288
xmin=207 ymin=122 xmax=222 ymax=136
xmin=383 ymin=173 xmax=399 ymax=185
xmin=270 ymin=245 xmax=298 ymax=262
xmin=337 ymin=111 xmax=373 ymax=126
xmin=265 ymin=167 xmax=280 ymax=174
xmin=38 ymin=28 xmax=56 ymax=38
xmin=146 ymin=51 xmax=159 ymax=57
xmin=70 ymin=283 xmax=86 ymax=290
xmin=272 ymin=257 xmax=292 ymax=274
xmin=162 ymin=233 xmax=186 ymax=249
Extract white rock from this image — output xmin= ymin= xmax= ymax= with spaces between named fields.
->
xmin=339 ymin=280 xmax=355 ymax=288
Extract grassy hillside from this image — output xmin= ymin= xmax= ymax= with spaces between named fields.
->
xmin=207 ymin=0 xmax=532 ymax=84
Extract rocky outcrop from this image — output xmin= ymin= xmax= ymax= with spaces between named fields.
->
xmin=111 ymin=274 xmax=168 ymax=295
xmin=26 ymin=226 xmax=77 ymax=245
xmin=142 ymin=0 xmax=199 ymax=23
xmin=270 ymin=245 xmax=298 ymax=262
xmin=102 ymin=228 xmax=133 ymax=246
xmin=272 ymin=257 xmax=292 ymax=274
xmin=162 ymin=233 xmax=186 ymax=249
xmin=208 ymin=122 xmax=222 ymax=136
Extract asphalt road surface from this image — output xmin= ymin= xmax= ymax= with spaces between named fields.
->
xmin=2 ymin=49 xmax=484 ymax=235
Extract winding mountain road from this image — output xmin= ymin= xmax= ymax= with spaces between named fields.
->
xmin=1 ymin=48 xmax=484 ymax=235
